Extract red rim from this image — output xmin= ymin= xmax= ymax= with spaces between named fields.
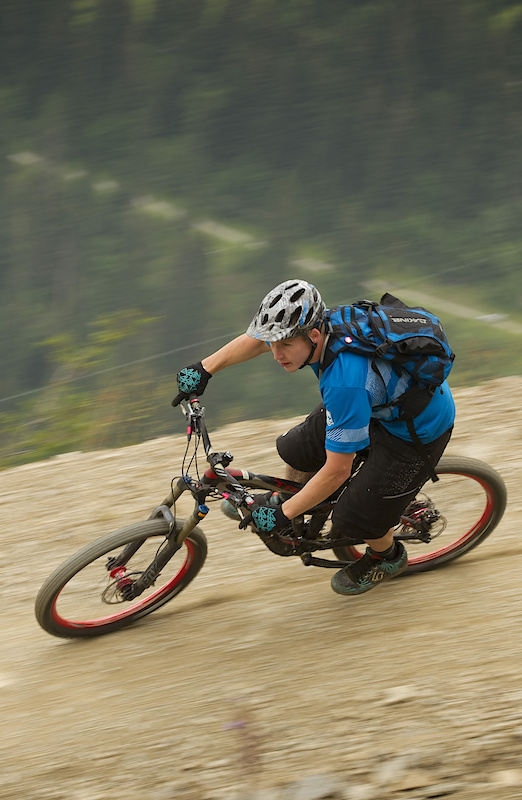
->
xmin=51 ymin=539 xmax=195 ymax=631
xmin=347 ymin=473 xmax=495 ymax=566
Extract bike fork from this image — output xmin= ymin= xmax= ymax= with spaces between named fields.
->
xmin=109 ymin=502 xmax=209 ymax=601
xmin=106 ymin=504 xmax=177 ymax=572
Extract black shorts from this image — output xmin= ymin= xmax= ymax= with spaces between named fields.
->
xmin=276 ymin=404 xmax=452 ymax=541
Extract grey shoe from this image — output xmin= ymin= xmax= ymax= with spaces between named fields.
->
xmin=331 ymin=542 xmax=408 ymax=595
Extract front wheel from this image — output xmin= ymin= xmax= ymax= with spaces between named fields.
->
xmin=332 ymin=456 xmax=507 ymax=575
xmin=35 ymin=519 xmax=207 ymax=638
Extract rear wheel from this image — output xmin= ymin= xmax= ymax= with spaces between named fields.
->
xmin=35 ymin=519 xmax=207 ymax=638
xmin=332 ymin=456 xmax=507 ymax=574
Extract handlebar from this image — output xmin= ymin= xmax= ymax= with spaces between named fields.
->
xmin=176 ymin=395 xmax=255 ymax=513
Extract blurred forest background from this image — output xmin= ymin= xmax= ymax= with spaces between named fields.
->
xmin=1 ymin=0 xmax=521 ymax=467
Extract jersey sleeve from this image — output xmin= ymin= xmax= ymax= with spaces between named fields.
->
xmin=321 ymin=384 xmax=372 ymax=453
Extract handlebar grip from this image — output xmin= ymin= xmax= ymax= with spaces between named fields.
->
xmin=172 ymin=392 xmax=201 ymax=408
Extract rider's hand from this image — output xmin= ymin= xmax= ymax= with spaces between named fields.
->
xmin=239 ymin=502 xmax=291 ymax=533
xmin=172 ymin=362 xmax=212 ymax=406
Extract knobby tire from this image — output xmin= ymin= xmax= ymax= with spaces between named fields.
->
xmin=35 ymin=519 xmax=207 ymax=639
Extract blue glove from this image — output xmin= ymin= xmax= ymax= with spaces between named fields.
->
xmin=239 ymin=502 xmax=291 ymax=533
xmin=172 ymin=362 xmax=212 ymax=406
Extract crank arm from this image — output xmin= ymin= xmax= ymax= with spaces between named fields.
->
xmin=301 ymin=553 xmax=352 ymax=568
xmin=395 ymin=530 xmax=432 ymax=543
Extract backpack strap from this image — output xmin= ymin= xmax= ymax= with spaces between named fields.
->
xmin=405 ymin=418 xmax=439 ymax=483
xmin=318 ymin=323 xmax=334 ymax=376
xmin=393 ymin=384 xmax=439 ymax=482
xmin=350 ymin=300 xmax=393 ymax=358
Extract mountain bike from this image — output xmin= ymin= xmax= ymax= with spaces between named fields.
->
xmin=35 ymin=396 xmax=507 ymax=639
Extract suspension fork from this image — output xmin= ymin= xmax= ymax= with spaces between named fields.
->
xmin=112 ymin=479 xmax=210 ymax=599
xmin=107 ymin=477 xmax=190 ymax=571
xmin=119 ymin=503 xmax=209 ymax=599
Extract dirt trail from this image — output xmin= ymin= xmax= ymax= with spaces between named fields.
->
xmin=1 ymin=377 xmax=522 ymax=800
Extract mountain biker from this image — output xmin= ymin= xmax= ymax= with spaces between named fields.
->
xmin=175 ymin=279 xmax=455 ymax=595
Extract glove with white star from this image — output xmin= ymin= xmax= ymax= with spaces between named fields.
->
xmin=239 ymin=502 xmax=291 ymax=533
xmin=172 ymin=362 xmax=212 ymax=406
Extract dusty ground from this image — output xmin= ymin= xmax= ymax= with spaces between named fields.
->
xmin=1 ymin=377 xmax=522 ymax=800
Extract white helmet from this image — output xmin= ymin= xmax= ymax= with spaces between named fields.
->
xmin=247 ymin=280 xmax=326 ymax=342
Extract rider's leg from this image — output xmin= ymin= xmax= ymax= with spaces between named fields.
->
xmin=274 ymin=405 xmax=326 ymax=501
xmin=276 ymin=404 xmax=327 ymax=476
xmin=364 ymin=527 xmax=395 ymax=552
xmin=330 ymin=422 xmax=452 ymax=595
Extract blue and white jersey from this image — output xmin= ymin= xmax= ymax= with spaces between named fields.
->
xmin=310 ymin=351 xmax=455 ymax=454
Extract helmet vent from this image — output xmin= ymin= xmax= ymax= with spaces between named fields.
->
xmin=289 ymin=308 xmax=301 ymax=327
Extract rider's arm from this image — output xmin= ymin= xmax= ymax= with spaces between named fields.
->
xmin=202 ymin=334 xmax=270 ymax=374
xmin=281 ymin=449 xmax=355 ymax=520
